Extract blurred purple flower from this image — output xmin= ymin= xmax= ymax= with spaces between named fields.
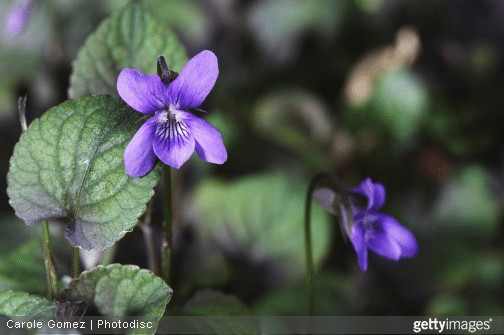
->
xmin=347 ymin=178 xmax=418 ymax=271
xmin=314 ymin=177 xmax=418 ymax=271
xmin=117 ymin=50 xmax=227 ymax=177
xmin=3 ymin=0 xmax=34 ymax=37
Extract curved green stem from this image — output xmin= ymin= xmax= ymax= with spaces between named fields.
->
xmin=19 ymin=95 xmax=60 ymax=298
xmin=305 ymin=178 xmax=317 ymax=317
xmin=41 ymin=220 xmax=59 ymax=300
xmin=162 ymin=164 xmax=173 ymax=285
xmin=305 ymin=172 xmax=353 ymax=317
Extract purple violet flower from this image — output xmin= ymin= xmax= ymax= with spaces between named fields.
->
xmin=3 ymin=0 xmax=34 ymax=37
xmin=314 ymin=177 xmax=418 ymax=271
xmin=117 ymin=50 xmax=227 ymax=177
xmin=347 ymin=178 xmax=418 ymax=271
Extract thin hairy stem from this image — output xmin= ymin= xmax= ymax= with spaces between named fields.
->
xmin=305 ymin=172 xmax=353 ymax=317
xmin=162 ymin=164 xmax=173 ymax=285
xmin=41 ymin=220 xmax=59 ymax=300
xmin=70 ymin=247 xmax=79 ymax=279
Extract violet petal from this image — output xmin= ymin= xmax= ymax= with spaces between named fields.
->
xmin=4 ymin=0 xmax=33 ymax=37
xmin=349 ymin=224 xmax=368 ymax=271
xmin=117 ymin=69 xmax=166 ymax=114
xmin=350 ymin=178 xmax=375 ymax=211
xmin=152 ymin=118 xmax=196 ymax=169
xmin=166 ymin=50 xmax=219 ymax=109
xmin=124 ymin=117 xmax=157 ymax=178
xmin=183 ymin=111 xmax=227 ymax=164
xmin=380 ymin=214 xmax=418 ymax=258
xmin=372 ymin=182 xmax=386 ymax=210
xmin=367 ymin=214 xmax=417 ymax=260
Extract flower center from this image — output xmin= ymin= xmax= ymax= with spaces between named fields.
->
xmin=163 ymin=105 xmax=182 ymax=122
xmin=155 ymin=107 xmax=190 ymax=143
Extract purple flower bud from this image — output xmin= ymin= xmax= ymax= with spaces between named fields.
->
xmin=347 ymin=178 xmax=418 ymax=271
xmin=314 ymin=177 xmax=418 ymax=271
xmin=3 ymin=0 xmax=34 ymax=37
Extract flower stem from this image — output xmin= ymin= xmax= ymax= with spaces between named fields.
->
xmin=157 ymin=55 xmax=178 ymax=86
xmin=304 ymin=172 xmax=353 ymax=317
xmin=162 ymin=164 xmax=173 ymax=285
xmin=139 ymin=199 xmax=159 ymax=276
xmin=41 ymin=220 xmax=59 ymax=300
xmin=71 ymin=247 xmax=79 ymax=279
xmin=305 ymin=178 xmax=317 ymax=317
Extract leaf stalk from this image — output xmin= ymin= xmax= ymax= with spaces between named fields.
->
xmin=305 ymin=172 xmax=353 ymax=317
xmin=71 ymin=247 xmax=80 ymax=279
xmin=162 ymin=164 xmax=173 ymax=285
xmin=41 ymin=220 xmax=59 ymax=300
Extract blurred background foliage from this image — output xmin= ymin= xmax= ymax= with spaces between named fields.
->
xmin=1 ymin=0 xmax=504 ymax=317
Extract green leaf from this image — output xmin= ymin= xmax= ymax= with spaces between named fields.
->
xmin=0 ymin=291 xmax=87 ymax=334
xmin=252 ymin=89 xmax=332 ymax=170
xmin=248 ymin=0 xmax=346 ymax=59
xmin=0 ymin=233 xmax=71 ymax=295
xmin=68 ymin=1 xmax=188 ymax=98
xmin=7 ymin=95 xmax=160 ymax=250
xmin=0 ymin=215 xmax=40 ymax=255
xmin=252 ymin=273 xmax=357 ymax=335
xmin=433 ymin=166 xmax=500 ymax=234
xmin=0 ymin=50 xmax=41 ymax=87
xmin=0 ymin=238 xmax=47 ymax=293
xmin=253 ymin=272 xmax=357 ymax=316
xmin=190 ymin=173 xmax=332 ymax=282
xmin=372 ymin=69 xmax=429 ymax=144
xmin=146 ymin=0 xmax=211 ymax=46
xmin=159 ymin=290 xmax=259 ymax=334
xmin=60 ymin=264 xmax=172 ymax=318
xmin=182 ymin=290 xmax=252 ymax=317
xmin=0 ymin=291 xmax=57 ymax=335
xmin=426 ymin=293 xmax=469 ymax=316
xmin=0 ymin=290 xmax=54 ymax=318
xmin=344 ymin=69 xmax=429 ymax=148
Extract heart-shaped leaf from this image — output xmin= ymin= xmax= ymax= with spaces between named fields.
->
xmin=0 ymin=290 xmax=54 ymax=318
xmin=0 ymin=291 xmax=86 ymax=334
xmin=7 ymin=95 xmax=160 ymax=250
xmin=68 ymin=1 xmax=188 ymax=98
xmin=60 ymin=264 xmax=172 ymax=318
